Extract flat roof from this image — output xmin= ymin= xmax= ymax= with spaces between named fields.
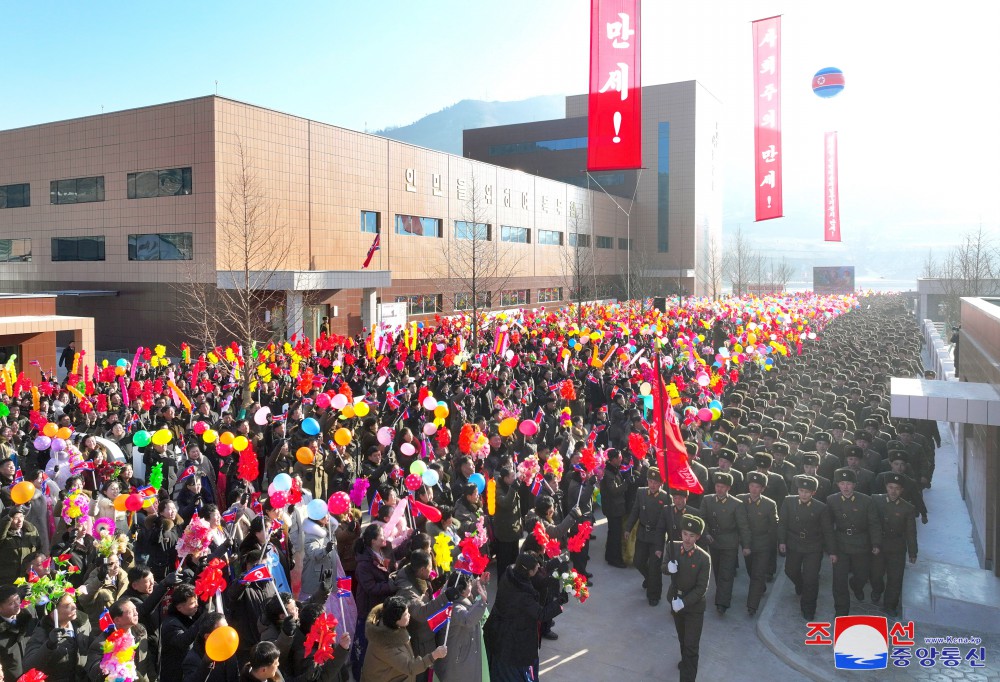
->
xmin=0 ymin=293 xmax=55 ymax=299
xmin=891 ymin=377 xmax=1000 ymax=426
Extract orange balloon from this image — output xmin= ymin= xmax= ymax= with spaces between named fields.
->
xmin=334 ymin=428 xmax=352 ymax=447
xmin=296 ymin=447 xmax=314 ymax=465
xmin=219 ymin=432 xmax=235 ymax=446
xmin=204 ymin=625 xmax=239 ymax=662
xmin=56 ymin=427 xmax=72 ymax=441
xmin=113 ymin=493 xmax=129 ymax=512
xmin=42 ymin=423 xmax=57 ymax=438
xmin=10 ymin=481 xmax=35 ymax=505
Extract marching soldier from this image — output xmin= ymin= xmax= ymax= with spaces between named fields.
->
xmin=732 ymin=435 xmax=757 ymax=475
xmin=827 ymin=468 xmax=882 ymax=616
xmin=812 ymin=432 xmax=843 ymax=481
xmin=624 ymin=467 xmax=671 ymax=606
xmin=873 ymin=451 xmax=928 ymax=523
xmin=737 ymin=471 xmax=778 ymax=616
xmin=708 ymin=449 xmax=745 ymax=496
xmin=871 ymin=475 xmax=918 ymax=617
xmin=699 ymin=472 xmax=750 ymax=615
xmin=799 ymin=453 xmax=832 ymax=500
xmin=843 ymin=446 xmax=876 ymax=495
xmin=657 ymin=488 xmax=702 ymax=548
xmin=778 ymin=475 xmax=835 ymax=619
xmin=663 ymin=514 xmax=711 ymax=682
xmin=770 ymin=442 xmax=798 ymax=491
xmin=753 ymin=453 xmax=788 ymax=504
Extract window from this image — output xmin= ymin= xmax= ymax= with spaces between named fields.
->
xmin=128 ymin=233 xmax=193 ymax=261
xmin=488 ymin=137 xmax=588 ymax=156
xmin=658 ymin=122 xmax=670 ymax=252
xmin=500 ymin=289 xmax=529 ymax=307
xmin=0 ymin=183 xmax=30 ymax=209
xmin=537 ymin=287 xmax=562 ymax=303
xmin=127 ymin=168 xmax=192 ymax=199
xmin=618 ymin=238 xmax=634 ymax=250
xmin=396 ymin=294 xmax=441 ymax=315
xmin=455 ymin=221 xmax=490 ymax=240
xmin=500 ymin=226 xmax=530 ymax=243
xmin=0 ymin=239 xmax=31 ymax=262
xmin=568 ymin=233 xmax=591 ymax=248
xmin=50 ymin=176 xmax=105 ymax=204
xmin=454 ymin=291 xmax=491 ymax=311
xmin=51 ymin=236 xmax=105 ymax=261
xmin=596 ymin=236 xmax=613 ymax=249
xmin=360 ymin=210 xmax=380 ymax=234
xmin=538 ymin=230 xmax=563 ymax=246
xmin=395 ymin=214 xmax=441 ymax=238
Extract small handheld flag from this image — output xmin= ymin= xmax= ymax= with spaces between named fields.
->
xmin=12 ymin=468 xmax=23 ymax=484
xmin=336 ymin=576 xmax=352 ymax=597
xmin=369 ymin=490 xmax=383 ymax=518
xmin=362 ymin=233 xmax=381 ymax=269
xmin=221 ymin=505 xmax=239 ymax=524
xmin=240 ymin=563 xmax=273 ymax=584
xmin=99 ymin=608 xmax=115 ymax=632
xmin=179 ymin=465 xmax=197 ymax=482
xmin=426 ymin=603 xmax=452 ymax=633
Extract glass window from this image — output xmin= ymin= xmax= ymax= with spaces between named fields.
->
xmin=0 ymin=183 xmax=30 ymax=209
xmin=50 ymin=176 xmax=105 ymax=204
xmin=618 ymin=238 xmax=634 ymax=250
xmin=128 ymin=232 xmax=193 ymax=261
xmin=488 ymin=137 xmax=588 ymax=156
xmin=537 ymin=287 xmax=562 ymax=303
xmin=658 ymin=122 xmax=670 ymax=252
xmin=396 ymin=294 xmax=441 ymax=315
xmin=361 ymin=210 xmax=380 ymax=234
xmin=51 ymin=236 xmax=105 ymax=261
xmin=455 ymin=221 xmax=490 ymax=241
xmin=596 ymin=236 xmax=613 ymax=249
xmin=395 ymin=214 xmax=441 ymax=238
xmin=454 ymin=291 xmax=491 ymax=311
xmin=538 ymin=230 xmax=563 ymax=246
xmin=568 ymin=233 xmax=591 ymax=248
xmin=500 ymin=289 xmax=529 ymax=307
xmin=127 ymin=168 xmax=192 ymax=199
xmin=500 ymin=226 xmax=530 ymax=243
xmin=0 ymin=239 xmax=31 ymax=262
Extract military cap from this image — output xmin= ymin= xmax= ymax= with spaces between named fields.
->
xmin=647 ymin=467 xmax=663 ymax=483
xmin=854 ymin=431 xmax=871 ymax=443
xmin=800 ymin=452 xmax=820 ymax=466
xmin=736 ymin=434 xmax=753 ymax=446
xmin=884 ymin=473 xmax=906 ymax=487
xmin=888 ymin=449 xmax=908 ymax=462
xmin=772 ymin=442 xmax=789 ymax=455
xmin=754 ymin=452 xmax=773 ymax=467
xmin=668 ymin=488 xmax=690 ymax=497
xmin=681 ymin=514 xmax=705 ymax=535
xmin=830 ymin=420 xmax=848 ymax=431
xmin=779 ymin=397 xmax=796 ymax=408
xmin=717 ymin=448 xmax=736 ymax=462
xmin=794 ymin=475 xmax=819 ymax=492
xmin=747 ymin=471 xmax=768 ymax=487
xmin=844 ymin=445 xmax=864 ymax=459
xmin=748 ymin=411 xmax=764 ymax=423
xmin=719 ymin=419 xmax=737 ymax=432
xmin=834 ymin=468 xmax=857 ymax=483
xmin=762 ymin=427 xmax=779 ymax=439
xmin=864 ymin=418 xmax=880 ymax=428
xmin=785 ymin=431 xmax=804 ymax=444
xmin=897 ymin=422 xmax=914 ymax=434
xmin=746 ymin=423 xmax=763 ymax=434
xmin=684 ymin=441 xmax=699 ymax=457
xmin=712 ymin=471 xmax=734 ymax=487
xmin=814 ymin=431 xmax=832 ymax=444
xmin=713 ymin=432 xmax=733 ymax=446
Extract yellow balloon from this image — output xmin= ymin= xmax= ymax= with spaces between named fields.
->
xmin=10 ymin=481 xmax=35 ymax=505
xmin=296 ymin=447 xmax=314 ymax=465
xmin=498 ymin=417 xmax=517 ymax=437
xmin=354 ymin=401 xmax=370 ymax=417
xmin=205 ymin=625 xmax=239 ymax=662
xmin=334 ymin=428 xmax=352 ymax=447
xmin=151 ymin=429 xmax=172 ymax=446
xmin=203 ymin=429 xmax=218 ymax=444
xmin=56 ymin=427 xmax=72 ymax=441
xmin=232 ymin=436 xmax=249 ymax=452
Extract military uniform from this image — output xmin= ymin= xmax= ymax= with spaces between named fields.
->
xmin=663 ymin=515 xmax=711 ymax=682
xmin=777 ymin=478 xmax=835 ymax=619
xmin=872 ymin=485 xmax=918 ymax=615
xmin=873 ymin=469 xmax=927 ymax=517
xmin=737 ymin=473 xmax=778 ymax=614
xmin=624 ymin=472 xmax=672 ymax=604
xmin=827 ymin=469 xmax=882 ymax=616
xmin=700 ymin=472 xmax=750 ymax=613
xmin=708 ymin=449 xmax=744 ymax=495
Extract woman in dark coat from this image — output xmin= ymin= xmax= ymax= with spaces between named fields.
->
xmin=350 ymin=523 xmax=397 ymax=680
xmin=158 ymin=583 xmax=205 ymax=682
xmin=22 ymin=593 xmax=92 ymax=682
xmin=484 ymin=552 xmax=565 ymax=682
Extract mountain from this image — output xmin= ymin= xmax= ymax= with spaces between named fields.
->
xmin=373 ymin=96 xmax=565 ymax=155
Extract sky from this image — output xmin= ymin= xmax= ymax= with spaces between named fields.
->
xmin=2 ymin=1 xmax=998 ymax=260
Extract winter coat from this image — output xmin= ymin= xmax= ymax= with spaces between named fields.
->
xmin=26 ymin=488 xmax=50 ymax=551
xmin=354 ymin=548 xmax=396 ymax=623
xmin=360 ymin=604 xmax=435 ymax=682
xmin=85 ymin=625 xmax=149 ymax=682
xmin=288 ymin=625 xmax=350 ymax=682
xmin=334 ymin=511 xmax=362 ymax=575
xmin=389 ymin=567 xmax=448 ymax=657
xmin=483 ymin=567 xmax=561 ymax=668
xmin=600 ymin=467 xmax=628 ymax=517
xmin=78 ymin=569 xmax=128 ymax=631
xmin=23 ymin=611 xmax=92 ymax=682
xmin=135 ymin=514 xmax=179 ymax=580
xmin=490 ymin=480 xmax=522 ymax=543
xmin=0 ymin=517 xmax=41 ymax=584
xmin=182 ymin=644 xmax=241 ymax=682
xmin=299 ymin=517 xmax=361 ymax=638
xmin=159 ymin=610 xmax=203 ymax=682
xmin=433 ymin=597 xmax=487 ymax=682
xmin=0 ymin=609 xmax=37 ymax=680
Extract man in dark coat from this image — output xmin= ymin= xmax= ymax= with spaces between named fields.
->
xmin=699 ymin=472 xmax=750 ymax=615
xmin=663 ymin=514 xmax=711 ymax=682
xmin=827 ymin=468 xmax=881 ymax=616
xmin=0 ymin=505 xmax=41 ymax=586
xmin=778 ymin=475 xmax=836 ymax=619
xmin=624 ymin=467 xmax=671 ymax=606
xmin=871 ymin=476 xmax=918 ymax=617
xmin=0 ymin=584 xmax=37 ymax=681
xmin=491 ymin=467 xmax=523 ymax=577
xmin=737 ymin=471 xmax=778 ymax=616
xmin=600 ymin=449 xmax=628 ymax=568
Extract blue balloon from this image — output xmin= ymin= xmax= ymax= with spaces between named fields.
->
xmin=116 ymin=358 xmax=128 ymax=367
xmin=306 ymin=499 xmax=328 ymax=521
xmin=468 ymin=473 xmax=486 ymax=494
xmin=301 ymin=417 xmax=320 ymax=436
xmin=812 ymin=67 xmax=844 ymax=98
xmin=422 ymin=469 xmax=440 ymax=487
xmin=272 ymin=473 xmax=293 ymax=492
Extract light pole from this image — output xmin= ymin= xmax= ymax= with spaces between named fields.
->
xmin=584 ymin=168 xmax=645 ymax=304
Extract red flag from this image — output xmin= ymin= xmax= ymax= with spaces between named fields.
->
xmin=240 ymin=563 xmax=273 ymax=584
xmin=362 ymin=233 xmax=381 ymax=268
xmin=409 ymin=498 xmax=442 ymax=523
xmin=651 ymin=355 xmax=703 ymax=494
xmin=752 ymin=15 xmax=783 ymax=221
xmin=824 ymin=131 xmax=841 ymax=241
xmin=99 ymin=608 xmax=115 ymax=632
xmin=426 ymin=603 xmax=452 ymax=633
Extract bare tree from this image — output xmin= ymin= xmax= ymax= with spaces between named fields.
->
xmin=938 ymin=226 xmax=1000 ymax=326
xmin=617 ymin=247 xmax=655 ymax=310
xmin=171 ymin=265 xmax=222 ymax=351
xmin=771 ymin=257 xmax=794 ymax=292
xmin=920 ymin=249 xmax=937 ymax=279
xmin=560 ymin=203 xmax=596 ymax=326
xmin=706 ymin=235 xmax=724 ymax=299
xmin=723 ymin=225 xmax=757 ymax=296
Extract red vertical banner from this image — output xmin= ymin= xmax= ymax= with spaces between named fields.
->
xmin=824 ymin=131 xmax=841 ymax=241
xmin=752 ymin=16 xmax=782 ymax=221
xmin=587 ymin=0 xmax=642 ymax=171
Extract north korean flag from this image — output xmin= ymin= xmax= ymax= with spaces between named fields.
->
xmin=221 ymin=506 xmax=239 ymax=524
xmin=426 ymin=603 xmax=452 ymax=633
xmin=12 ymin=468 xmax=23 ymax=484
xmin=99 ymin=608 xmax=115 ymax=632
xmin=250 ymin=493 xmax=263 ymax=516
xmin=137 ymin=486 xmax=156 ymax=501
xmin=179 ymin=466 xmax=197 ymax=482
xmin=369 ymin=490 xmax=383 ymax=518
xmin=529 ymin=476 xmax=543 ymax=497
xmin=240 ymin=563 xmax=273 ymax=584
xmin=336 ymin=576 xmax=352 ymax=597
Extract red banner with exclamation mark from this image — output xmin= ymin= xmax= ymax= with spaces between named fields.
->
xmin=587 ymin=0 xmax=642 ymax=171
xmin=752 ymin=16 xmax=782 ymax=221
xmin=824 ymin=131 xmax=841 ymax=241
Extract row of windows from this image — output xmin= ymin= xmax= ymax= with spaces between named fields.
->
xmin=1 ymin=167 xmax=193 ymax=209
xmin=396 ymin=287 xmax=564 ymax=315
xmin=2 ymin=233 xmax=195 ymax=262
xmin=568 ymin=233 xmax=591 ymax=248
xmin=488 ymin=137 xmax=588 ymax=156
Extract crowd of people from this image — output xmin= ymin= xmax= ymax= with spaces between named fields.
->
xmin=0 ymin=292 xmax=937 ymax=682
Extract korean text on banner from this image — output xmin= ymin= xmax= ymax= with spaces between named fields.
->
xmin=587 ymin=0 xmax=642 ymax=171
xmin=824 ymin=132 xmax=841 ymax=242
xmin=752 ymin=15 xmax=783 ymax=221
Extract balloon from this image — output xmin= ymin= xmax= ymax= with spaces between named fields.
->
xmin=233 ymin=436 xmax=249 ymax=452
xmin=272 ymin=473 xmax=292 ymax=492
xmin=215 ymin=443 xmax=233 ymax=457
xmin=205 ymin=625 xmax=239 ymax=662
xmin=301 ymin=418 xmax=320 ymax=436
xmin=116 ymin=358 xmax=127 ymax=368
xmin=306 ymin=499 xmax=328 ymax=521
xmin=404 ymin=474 xmax=422 ymax=491
xmin=400 ymin=442 xmax=415 ymax=456
xmin=812 ymin=66 xmax=845 ymax=98
xmin=219 ymin=431 xmax=235 ymax=446
xmin=468 ymin=473 xmax=486 ymax=494
xmin=409 ymin=460 xmax=426 ymax=476
xmin=518 ymin=419 xmax=538 ymax=436
xmin=203 ymin=429 xmax=218 ymax=444
xmin=315 ymin=393 xmax=332 ymax=409
xmin=56 ymin=427 xmax=72 ymax=441
xmin=327 ymin=492 xmax=350 ymax=515
xmin=32 ymin=436 xmax=51 ymax=451
xmin=354 ymin=401 xmax=370 ymax=417
xmin=113 ymin=494 xmax=129 ymax=512
xmin=639 ymin=382 xmax=652 ymax=396
xmin=10 ymin=481 xmax=35 ymax=505
xmin=50 ymin=438 xmax=65 ymax=453
xmin=296 ymin=447 xmax=314 ymax=465
xmin=334 ymin=428 xmax=352 ymax=446
xmin=422 ymin=395 xmax=438 ymax=411
xmin=377 ymin=427 xmax=394 ymax=446
xmin=433 ymin=404 xmax=449 ymax=419
xmin=151 ymin=429 xmax=172 ymax=446
xmin=42 ymin=423 xmax=57 ymax=438
xmin=710 ymin=407 xmax=722 ymax=421
xmin=331 ymin=394 xmax=348 ymax=410
xmin=421 ymin=469 xmax=440 ymax=487
xmin=125 ymin=494 xmax=143 ymax=512
xmin=270 ymin=490 xmax=288 ymax=508
xmin=253 ymin=407 xmax=270 ymax=426
xmin=341 ymin=404 xmax=355 ymax=419
xmin=498 ymin=417 xmax=517 ymax=437
xmin=708 ymin=400 xmax=723 ymax=411
xmin=697 ymin=408 xmax=713 ymax=422
xmin=422 ymin=422 xmax=437 ymax=436
xmin=193 ymin=421 xmax=208 ymax=435
xmin=696 ymin=374 xmax=710 ymax=387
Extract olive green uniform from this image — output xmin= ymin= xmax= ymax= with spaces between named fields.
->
xmin=737 ymin=493 xmax=778 ymax=611
xmin=871 ymin=494 xmax=917 ymax=613
xmin=826 ymin=491 xmax=881 ymax=616
xmin=663 ymin=540 xmax=711 ymax=682
xmin=624 ymin=486 xmax=671 ymax=602
xmin=699 ymin=494 xmax=750 ymax=610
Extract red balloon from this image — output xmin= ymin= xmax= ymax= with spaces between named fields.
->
xmin=125 ymin=493 xmax=143 ymax=512
xmin=327 ymin=492 xmax=350 ymax=516
xmin=270 ymin=490 xmax=288 ymax=508
xmin=216 ymin=443 xmax=233 ymax=457
xmin=404 ymin=474 xmax=422 ymax=492
xmin=193 ymin=421 xmax=208 ymax=435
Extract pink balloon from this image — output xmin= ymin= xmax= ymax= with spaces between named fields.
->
xmin=327 ymin=492 xmax=350 ymax=515
xmin=253 ymin=407 xmax=270 ymax=426
xmin=216 ymin=442 xmax=233 ymax=457
xmin=270 ymin=490 xmax=288 ymax=508
xmin=400 ymin=442 xmax=416 ymax=456
xmin=518 ymin=419 xmax=538 ymax=436
xmin=193 ymin=421 xmax=208 ymax=435
xmin=405 ymin=474 xmax=422 ymax=492
xmin=331 ymin=393 xmax=349 ymax=410
xmin=422 ymin=422 xmax=438 ymax=436
xmin=422 ymin=396 xmax=438 ymax=411
xmin=697 ymin=408 xmax=713 ymax=422
xmin=377 ymin=427 xmax=394 ymax=446
xmin=316 ymin=393 xmax=331 ymax=409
